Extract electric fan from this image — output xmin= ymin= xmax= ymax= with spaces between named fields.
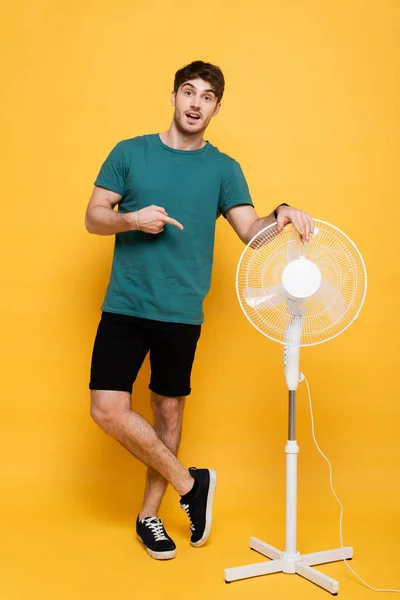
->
xmin=224 ymin=220 xmax=367 ymax=595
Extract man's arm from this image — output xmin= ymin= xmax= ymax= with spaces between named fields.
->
xmin=225 ymin=204 xmax=314 ymax=244
xmin=85 ymin=186 xmax=183 ymax=235
xmin=85 ymin=186 xmax=134 ymax=235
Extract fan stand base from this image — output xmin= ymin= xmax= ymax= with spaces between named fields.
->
xmin=224 ymin=538 xmax=354 ymax=594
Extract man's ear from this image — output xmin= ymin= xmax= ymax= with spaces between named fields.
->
xmin=213 ymin=102 xmax=221 ymax=117
xmin=171 ymin=91 xmax=176 ymax=107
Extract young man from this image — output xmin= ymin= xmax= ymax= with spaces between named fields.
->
xmin=85 ymin=61 xmax=314 ymax=561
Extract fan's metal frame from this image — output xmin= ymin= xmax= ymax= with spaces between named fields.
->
xmin=236 ymin=219 xmax=367 ymax=347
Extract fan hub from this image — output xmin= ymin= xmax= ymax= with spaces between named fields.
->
xmin=282 ymin=258 xmax=322 ymax=299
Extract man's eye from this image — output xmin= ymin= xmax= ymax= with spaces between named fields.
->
xmin=204 ymin=96 xmax=211 ymax=101
xmin=185 ymin=90 xmax=192 ymax=95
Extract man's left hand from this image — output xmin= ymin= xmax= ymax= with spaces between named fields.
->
xmin=276 ymin=206 xmax=314 ymax=242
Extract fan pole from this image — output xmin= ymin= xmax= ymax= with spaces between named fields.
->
xmin=289 ymin=390 xmax=296 ymax=440
xmin=224 ymin=373 xmax=354 ymax=594
xmin=285 ymin=390 xmax=300 ymax=558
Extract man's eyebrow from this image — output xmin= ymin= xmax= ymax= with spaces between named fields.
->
xmin=181 ymin=82 xmax=216 ymax=95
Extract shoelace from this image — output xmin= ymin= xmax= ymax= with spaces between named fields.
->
xmin=180 ymin=503 xmax=195 ymax=531
xmin=141 ymin=517 xmax=168 ymax=541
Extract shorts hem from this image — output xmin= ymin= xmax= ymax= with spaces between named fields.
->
xmin=149 ymin=384 xmax=191 ymax=398
xmin=89 ymin=383 xmax=132 ymax=394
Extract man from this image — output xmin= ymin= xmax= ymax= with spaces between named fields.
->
xmin=85 ymin=60 xmax=314 ymax=561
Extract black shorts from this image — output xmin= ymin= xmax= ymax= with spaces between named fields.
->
xmin=89 ymin=312 xmax=201 ymax=397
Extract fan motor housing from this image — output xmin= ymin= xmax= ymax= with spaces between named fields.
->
xmin=282 ymin=258 xmax=322 ymax=299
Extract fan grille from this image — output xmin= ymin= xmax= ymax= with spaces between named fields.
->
xmin=236 ymin=220 xmax=367 ymax=346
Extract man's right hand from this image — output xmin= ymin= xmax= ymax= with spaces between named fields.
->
xmin=133 ymin=205 xmax=184 ymax=234
xmin=85 ymin=187 xmax=184 ymax=236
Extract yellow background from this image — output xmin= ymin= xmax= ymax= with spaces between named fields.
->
xmin=1 ymin=1 xmax=399 ymax=598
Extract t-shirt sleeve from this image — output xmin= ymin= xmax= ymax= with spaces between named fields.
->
xmin=94 ymin=142 xmax=129 ymax=195
xmin=218 ymin=159 xmax=254 ymax=217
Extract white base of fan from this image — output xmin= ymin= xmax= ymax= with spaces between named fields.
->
xmin=224 ymin=538 xmax=353 ymax=594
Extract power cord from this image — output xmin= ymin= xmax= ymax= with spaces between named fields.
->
xmin=303 ymin=374 xmax=400 ymax=594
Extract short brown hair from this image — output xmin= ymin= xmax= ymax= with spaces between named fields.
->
xmin=174 ymin=61 xmax=225 ymax=102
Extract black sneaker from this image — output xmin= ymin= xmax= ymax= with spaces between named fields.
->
xmin=136 ymin=516 xmax=177 ymax=560
xmin=180 ymin=468 xmax=217 ymax=547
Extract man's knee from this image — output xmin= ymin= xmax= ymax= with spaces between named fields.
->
xmin=151 ymin=394 xmax=185 ymax=427
xmin=90 ymin=390 xmax=130 ymax=434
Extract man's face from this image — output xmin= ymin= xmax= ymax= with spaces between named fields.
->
xmin=172 ymin=78 xmax=221 ymax=135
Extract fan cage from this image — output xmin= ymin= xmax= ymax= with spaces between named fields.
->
xmin=236 ymin=220 xmax=367 ymax=347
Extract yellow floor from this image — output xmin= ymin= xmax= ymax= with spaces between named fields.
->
xmin=2 ymin=467 xmax=398 ymax=600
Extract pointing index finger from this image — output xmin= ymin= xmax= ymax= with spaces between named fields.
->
xmin=161 ymin=214 xmax=184 ymax=230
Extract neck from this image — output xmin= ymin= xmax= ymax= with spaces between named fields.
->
xmin=160 ymin=122 xmax=207 ymax=151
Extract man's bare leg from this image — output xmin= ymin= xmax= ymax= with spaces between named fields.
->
xmin=139 ymin=393 xmax=185 ymax=519
xmin=90 ymin=390 xmax=194 ymax=496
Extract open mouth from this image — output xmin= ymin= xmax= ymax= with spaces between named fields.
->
xmin=186 ymin=113 xmax=201 ymax=123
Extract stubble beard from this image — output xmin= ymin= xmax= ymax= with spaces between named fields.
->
xmin=174 ymin=111 xmax=207 ymax=137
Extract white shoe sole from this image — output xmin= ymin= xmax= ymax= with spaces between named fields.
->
xmin=190 ymin=469 xmax=217 ymax=548
xmin=137 ymin=535 xmax=177 ymax=560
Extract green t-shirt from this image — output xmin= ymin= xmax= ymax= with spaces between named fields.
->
xmin=94 ymin=133 xmax=253 ymax=324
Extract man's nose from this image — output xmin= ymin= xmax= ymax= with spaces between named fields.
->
xmin=190 ymin=97 xmax=201 ymax=109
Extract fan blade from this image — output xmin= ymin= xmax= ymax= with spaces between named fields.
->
xmin=315 ymin=279 xmax=347 ymax=323
xmin=286 ymin=297 xmax=306 ymax=318
xmin=244 ymin=283 xmax=288 ymax=309
xmin=287 ymin=237 xmax=302 ymax=262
